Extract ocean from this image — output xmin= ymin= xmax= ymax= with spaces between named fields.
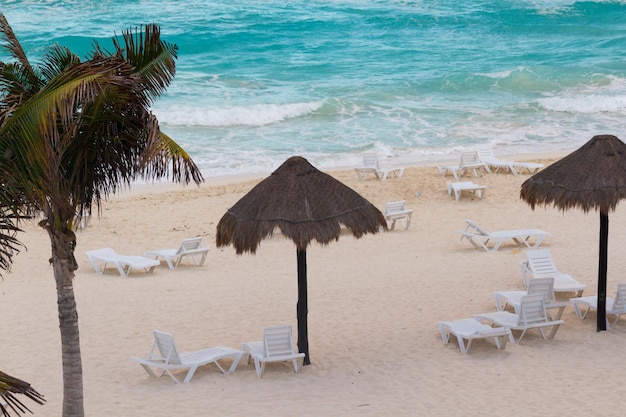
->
xmin=2 ymin=0 xmax=626 ymax=178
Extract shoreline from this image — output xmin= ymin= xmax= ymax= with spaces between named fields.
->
xmin=121 ymin=149 xmax=568 ymax=197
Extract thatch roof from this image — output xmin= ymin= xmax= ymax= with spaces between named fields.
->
xmin=216 ymin=156 xmax=387 ymax=254
xmin=520 ymin=135 xmax=626 ymax=213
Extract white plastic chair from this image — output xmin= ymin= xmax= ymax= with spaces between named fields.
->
xmin=438 ymin=318 xmax=513 ymax=354
xmin=521 ymin=249 xmax=586 ymax=296
xmin=383 ymin=201 xmax=413 ymax=230
xmin=144 ymin=237 xmax=209 ymax=270
xmin=474 ymin=294 xmax=564 ymax=343
xmin=242 ymin=325 xmax=305 ymax=378
xmin=457 ymin=219 xmax=549 ymax=252
xmin=354 ymin=153 xmax=404 ymax=181
xmin=570 ymin=283 xmax=626 ymax=329
xmin=131 ymin=330 xmax=245 ymax=384
xmin=85 ymin=248 xmax=160 ymax=277
xmin=494 ymin=277 xmax=568 ymax=320
xmin=438 ymin=151 xmax=489 ymax=180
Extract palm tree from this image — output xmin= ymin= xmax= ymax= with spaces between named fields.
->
xmin=0 ymin=14 xmax=203 ymax=417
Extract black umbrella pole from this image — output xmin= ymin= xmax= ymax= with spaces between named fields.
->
xmin=297 ymin=249 xmax=310 ymax=365
xmin=597 ymin=212 xmax=609 ymax=331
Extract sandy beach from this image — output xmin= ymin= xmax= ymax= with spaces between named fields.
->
xmin=3 ymin=154 xmax=626 ymax=417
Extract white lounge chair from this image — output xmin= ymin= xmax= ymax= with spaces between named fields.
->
xmin=354 ymin=153 xmax=404 ymax=181
xmin=144 ymin=237 xmax=209 ymax=270
xmin=570 ymin=283 xmax=626 ymax=329
xmin=494 ymin=277 xmax=568 ymax=320
xmin=512 ymin=162 xmax=544 ymax=174
xmin=476 ymin=145 xmax=544 ymax=175
xmin=438 ymin=318 xmax=514 ymax=354
xmin=242 ymin=325 xmax=305 ymax=378
xmin=131 ymin=330 xmax=245 ymax=384
xmin=85 ymin=248 xmax=160 ymax=277
xmin=457 ymin=219 xmax=549 ymax=252
xmin=438 ymin=151 xmax=489 ymax=180
xmin=520 ymin=249 xmax=586 ymax=297
xmin=447 ymin=181 xmax=486 ymax=201
xmin=383 ymin=201 xmax=413 ymax=230
xmin=474 ymin=294 xmax=564 ymax=343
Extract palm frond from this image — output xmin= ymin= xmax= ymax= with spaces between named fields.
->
xmin=0 ymin=57 xmax=140 ymax=195
xmin=109 ymin=24 xmax=178 ymax=101
xmin=0 ymin=14 xmax=32 ymax=73
xmin=39 ymin=45 xmax=81 ymax=83
xmin=0 ymin=370 xmax=45 ymax=417
xmin=0 ymin=13 xmax=41 ymax=100
xmin=141 ymin=130 xmax=204 ymax=185
xmin=0 ymin=62 xmax=42 ymax=111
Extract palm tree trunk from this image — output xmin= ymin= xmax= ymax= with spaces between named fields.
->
xmin=57 ymin=286 xmax=84 ymax=417
xmin=48 ymin=227 xmax=84 ymax=417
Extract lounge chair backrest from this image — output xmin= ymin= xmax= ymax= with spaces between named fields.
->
xmin=362 ymin=153 xmax=380 ymax=169
xmin=476 ymin=145 xmax=494 ymax=160
xmin=385 ymin=201 xmax=406 ymax=215
xmin=527 ymin=277 xmax=556 ymax=304
xmin=519 ymin=294 xmax=548 ymax=326
xmin=526 ymin=249 xmax=558 ymax=276
xmin=460 ymin=151 xmax=482 ymax=167
xmin=262 ymin=325 xmax=297 ymax=360
xmin=177 ymin=237 xmax=203 ymax=255
xmin=614 ymin=283 xmax=626 ymax=312
xmin=519 ymin=261 xmax=531 ymax=287
xmin=464 ymin=219 xmax=489 ymax=236
xmin=153 ymin=330 xmax=182 ymax=365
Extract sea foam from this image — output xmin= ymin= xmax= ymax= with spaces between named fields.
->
xmin=154 ymin=101 xmax=324 ymax=127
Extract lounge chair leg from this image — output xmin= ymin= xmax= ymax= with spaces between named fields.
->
xmin=182 ymin=366 xmax=198 ymax=384
xmin=494 ymin=334 xmax=509 ymax=350
xmin=165 ymin=369 xmax=182 ymax=384
xmin=227 ymin=352 xmax=244 ymax=374
xmin=547 ymin=324 xmax=561 ymax=340
xmin=456 ymin=336 xmax=470 ymax=355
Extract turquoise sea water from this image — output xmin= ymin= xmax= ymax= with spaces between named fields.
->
xmin=2 ymin=1 xmax=626 ymax=177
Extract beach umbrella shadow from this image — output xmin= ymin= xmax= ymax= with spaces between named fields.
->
xmin=520 ymin=134 xmax=626 ymax=331
xmin=216 ymin=156 xmax=387 ymax=365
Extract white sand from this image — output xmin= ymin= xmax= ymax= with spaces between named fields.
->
xmin=3 ymin=156 xmax=626 ymax=416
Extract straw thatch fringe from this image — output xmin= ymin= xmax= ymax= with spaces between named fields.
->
xmin=216 ymin=156 xmax=387 ymax=253
xmin=520 ymin=134 xmax=626 ymax=213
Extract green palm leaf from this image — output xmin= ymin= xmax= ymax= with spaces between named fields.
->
xmin=0 ymin=370 xmax=45 ymax=417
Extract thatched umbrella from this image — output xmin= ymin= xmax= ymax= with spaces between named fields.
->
xmin=216 ymin=156 xmax=387 ymax=364
xmin=520 ymin=134 xmax=626 ymax=331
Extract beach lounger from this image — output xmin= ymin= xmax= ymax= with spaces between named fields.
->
xmin=438 ymin=318 xmax=513 ymax=354
xmin=457 ymin=219 xmax=549 ymax=252
xmin=476 ymin=145 xmax=544 ymax=175
xmin=383 ymin=200 xmax=413 ymax=230
xmin=131 ymin=330 xmax=245 ymax=384
xmin=354 ymin=153 xmax=404 ymax=181
xmin=144 ymin=237 xmax=209 ymax=270
xmin=438 ymin=151 xmax=489 ymax=180
xmin=494 ymin=277 xmax=568 ymax=320
xmin=474 ymin=294 xmax=564 ymax=343
xmin=512 ymin=161 xmax=544 ymax=174
xmin=242 ymin=325 xmax=305 ymax=378
xmin=520 ymin=249 xmax=586 ymax=296
xmin=447 ymin=181 xmax=486 ymax=201
xmin=570 ymin=283 xmax=626 ymax=329
xmin=85 ymin=248 xmax=160 ymax=277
